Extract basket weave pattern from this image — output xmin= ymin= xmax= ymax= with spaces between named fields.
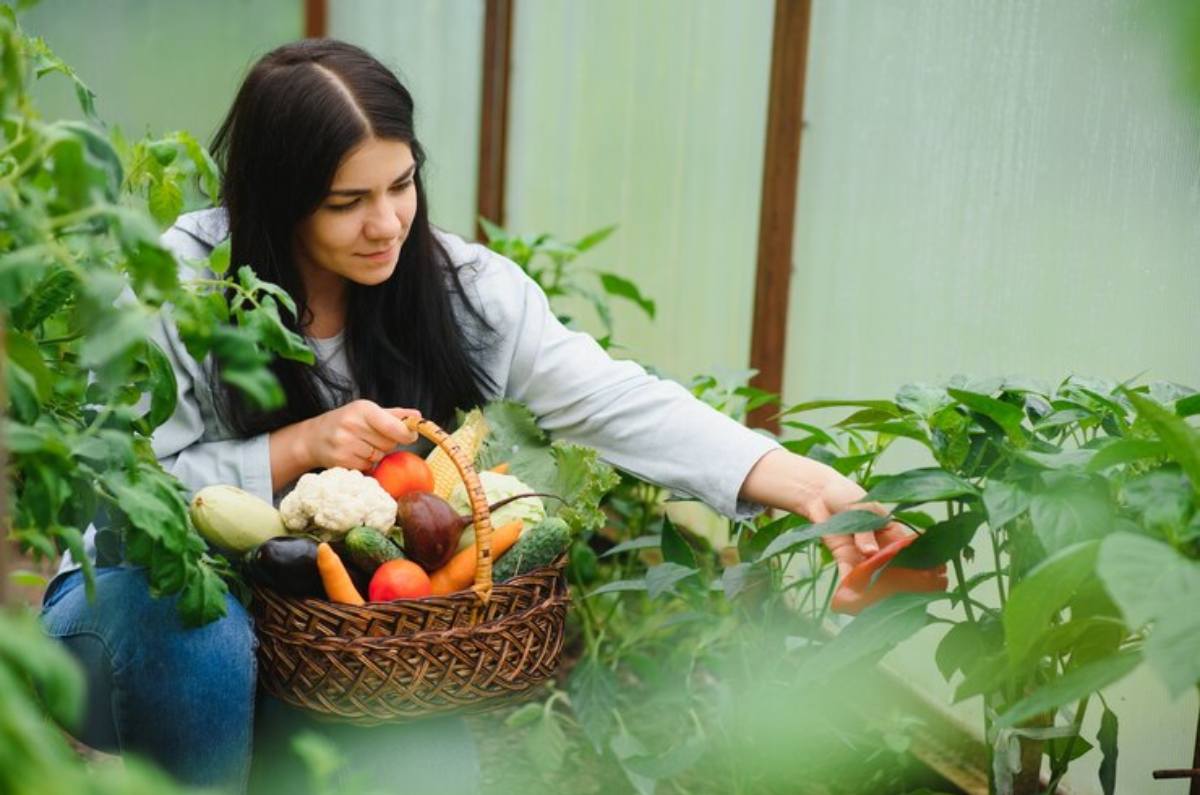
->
xmin=249 ymin=416 xmax=571 ymax=724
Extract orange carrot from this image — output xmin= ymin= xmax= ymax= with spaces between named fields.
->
xmin=429 ymin=520 xmax=523 ymax=596
xmin=316 ymin=542 xmax=365 ymax=605
xmin=488 ymin=462 xmax=510 ymax=475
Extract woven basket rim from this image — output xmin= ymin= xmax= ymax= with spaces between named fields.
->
xmin=255 ymin=591 xmax=570 ymax=649
xmin=250 ymin=556 xmax=568 ymax=644
xmin=250 ymin=554 xmax=566 ymax=610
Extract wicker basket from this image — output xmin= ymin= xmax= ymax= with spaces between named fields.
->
xmin=250 ymin=416 xmax=570 ymax=724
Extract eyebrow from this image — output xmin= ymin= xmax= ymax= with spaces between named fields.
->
xmin=327 ymin=164 xmax=416 ymax=198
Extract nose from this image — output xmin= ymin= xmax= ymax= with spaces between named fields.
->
xmin=362 ymin=195 xmax=404 ymax=241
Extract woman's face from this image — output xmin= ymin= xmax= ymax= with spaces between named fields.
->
xmin=294 ymin=136 xmax=418 ymax=287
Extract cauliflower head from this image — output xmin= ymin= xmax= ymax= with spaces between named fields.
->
xmin=448 ymin=470 xmax=546 ymax=553
xmin=279 ymin=467 xmax=396 ymax=539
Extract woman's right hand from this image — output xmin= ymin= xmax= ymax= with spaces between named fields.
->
xmin=301 ymin=399 xmax=421 ymax=471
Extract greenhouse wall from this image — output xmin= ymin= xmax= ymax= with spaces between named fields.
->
xmin=788 ymin=2 xmax=1200 ymax=793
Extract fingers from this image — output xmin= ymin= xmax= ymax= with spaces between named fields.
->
xmin=362 ymin=404 xmax=420 ymax=445
xmin=822 ymin=533 xmax=863 ymax=579
xmin=853 ymin=530 xmax=880 ymax=556
xmin=383 ymin=407 xmax=422 ymax=444
xmin=876 ymin=521 xmax=914 ymax=546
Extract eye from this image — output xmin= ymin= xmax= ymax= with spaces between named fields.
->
xmin=327 ymin=198 xmax=359 ymax=212
xmin=390 ymin=179 xmax=413 ymax=193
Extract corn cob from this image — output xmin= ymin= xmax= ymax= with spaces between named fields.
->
xmin=426 ymin=408 xmax=488 ymax=499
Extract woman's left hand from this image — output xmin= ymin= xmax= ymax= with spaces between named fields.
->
xmin=793 ymin=465 xmax=913 ymax=578
xmin=740 ymin=449 xmax=912 ymax=578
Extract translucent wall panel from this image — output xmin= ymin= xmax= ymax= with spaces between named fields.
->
xmin=329 ymin=0 xmax=484 ymax=238
xmin=23 ymin=0 xmax=301 ymax=147
xmin=506 ymin=0 xmax=773 ymax=379
xmin=790 ymin=3 xmax=1200 ymax=792
xmin=787 ymin=1 xmax=1200 ymax=405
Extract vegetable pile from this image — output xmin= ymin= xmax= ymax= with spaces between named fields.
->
xmin=189 ymin=402 xmax=618 ymax=605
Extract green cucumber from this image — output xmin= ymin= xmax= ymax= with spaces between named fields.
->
xmin=494 ymin=517 xmax=571 ymax=581
xmin=343 ymin=525 xmax=404 ymax=574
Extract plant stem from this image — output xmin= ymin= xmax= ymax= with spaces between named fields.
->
xmin=990 ymin=525 xmax=1007 ymax=606
xmin=1045 ymin=696 xmax=1090 ymax=793
xmin=947 ymin=500 xmax=977 ymax=623
xmin=952 ymin=554 xmax=976 ymax=624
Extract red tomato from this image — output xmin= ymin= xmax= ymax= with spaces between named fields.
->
xmin=368 ymin=559 xmax=432 ymax=601
xmin=831 ymin=533 xmax=948 ymax=615
xmin=369 ymin=451 xmax=435 ymax=499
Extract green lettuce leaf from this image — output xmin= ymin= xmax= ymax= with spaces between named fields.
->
xmin=477 ymin=400 xmax=619 ymax=534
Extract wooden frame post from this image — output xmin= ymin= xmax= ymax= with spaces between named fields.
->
xmin=476 ymin=0 xmax=514 ymax=240
xmin=747 ymin=0 xmax=813 ymax=431
xmin=305 ymin=0 xmax=327 ymax=38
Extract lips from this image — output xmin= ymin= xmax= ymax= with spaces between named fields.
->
xmin=358 ymin=243 xmax=398 ymax=261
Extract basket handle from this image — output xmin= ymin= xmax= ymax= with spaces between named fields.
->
xmin=402 ymin=416 xmax=495 ymax=604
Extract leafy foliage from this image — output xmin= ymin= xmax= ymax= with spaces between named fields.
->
xmin=1 ymin=8 xmax=311 ymax=625
xmin=479 ymin=218 xmax=654 ymax=349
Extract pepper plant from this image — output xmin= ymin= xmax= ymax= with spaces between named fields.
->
xmin=778 ymin=376 xmax=1200 ymax=795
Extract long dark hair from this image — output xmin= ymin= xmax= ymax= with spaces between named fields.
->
xmin=209 ymin=38 xmax=494 ymax=436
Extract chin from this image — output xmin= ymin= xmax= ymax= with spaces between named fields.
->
xmin=344 ymin=256 xmax=400 ymax=286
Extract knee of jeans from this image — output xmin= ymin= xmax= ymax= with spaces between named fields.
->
xmin=126 ymin=590 xmax=257 ymax=691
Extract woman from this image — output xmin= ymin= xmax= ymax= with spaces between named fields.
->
xmin=41 ymin=38 xmax=908 ymax=793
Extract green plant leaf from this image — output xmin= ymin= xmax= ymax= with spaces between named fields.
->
xmin=740 ymin=513 xmax=808 ymax=562
xmin=782 ymin=398 xmax=900 ymax=416
xmin=1097 ymin=707 xmax=1118 ymax=795
xmin=1029 ymin=484 xmax=1113 ymax=556
xmin=1120 ymin=470 xmax=1193 ymax=541
xmin=893 ymin=511 xmax=984 ymax=568
xmin=79 ymin=309 xmax=150 ymax=368
xmin=504 ymin=701 xmax=543 ymax=728
xmin=1086 ymin=438 xmax=1168 ymax=471
xmin=568 ymin=656 xmax=618 ymax=753
xmin=895 ymin=383 xmax=953 ymax=417
xmin=598 ymin=271 xmax=655 ymax=319
xmin=611 ymin=727 xmax=657 ymax=795
xmin=587 ymin=579 xmax=648 ymax=598
xmin=526 ymin=708 xmax=568 ymax=774
xmin=758 ymin=511 xmax=888 ymax=560
xmin=208 ymin=238 xmax=231 ymax=275
xmin=947 ymin=387 xmax=1028 ymax=444
xmin=1177 ymin=393 xmax=1200 ymax=418
xmin=1003 ymin=541 xmax=1099 ymax=668
xmin=720 ymin=562 xmax=754 ymax=599
xmin=993 ymin=650 xmax=1141 ymax=729
xmin=148 ymin=172 xmax=184 ymax=227
xmin=865 ymin=468 xmax=979 ymax=504
xmin=11 ymin=266 xmax=76 ymax=331
xmin=141 ymin=340 xmax=178 ymax=432
xmin=574 ymin=224 xmax=616 ymax=252
xmin=1125 ymin=389 xmax=1200 ymax=492
xmin=659 ymin=515 xmax=696 ymax=568
xmin=798 ymin=592 xmax=937 ymax=680
xmin=601 ymin=535 xmax=660 ymax=558
xmin=982 ymin=480 xmax=1031 ymax=530
xmin=645 ymin=563 xmax=698 ymax=599
xmin=935 ymin=621 xmax=990 ymax=681
xmin=1097 ymin=533 xmax=1200 ymax=694
xmin=621 ymin=733 xmax=706 ymax=779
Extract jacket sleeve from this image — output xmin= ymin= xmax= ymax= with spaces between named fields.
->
xmin=463 ymin=247 xmax=781 ymax=520
xmin=146 ymin=225 xmax=275 ymax=504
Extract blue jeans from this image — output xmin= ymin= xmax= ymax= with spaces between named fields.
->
xmin=40 ymin=567 xmax=480 ymax=794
